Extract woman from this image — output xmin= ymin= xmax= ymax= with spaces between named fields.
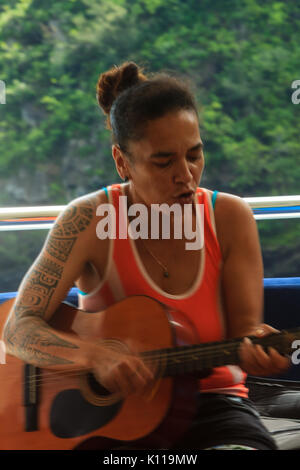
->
xmin=4 ymin=62 xmax=289 ymax=449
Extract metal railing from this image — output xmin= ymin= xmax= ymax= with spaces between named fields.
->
xmin=244 ymin=195 xmax=300 ymax=220
xmin=0 ymin=195 xmax=299 ymax=232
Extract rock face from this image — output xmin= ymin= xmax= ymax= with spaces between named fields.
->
xmin=1 ymin=167 xmax=49 ymax=206
xmin=0 ymin=135 xmax=113 ymax=206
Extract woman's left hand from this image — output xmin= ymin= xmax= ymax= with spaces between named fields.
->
xmin=239 ymin=323 xmax=291 ymax=376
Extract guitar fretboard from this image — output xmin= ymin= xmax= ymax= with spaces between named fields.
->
xmin=141 ymin=328 xmax=300 ymax=376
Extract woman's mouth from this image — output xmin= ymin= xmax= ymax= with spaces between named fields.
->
xmin=174 ymin=191 xmax=195 ymax=204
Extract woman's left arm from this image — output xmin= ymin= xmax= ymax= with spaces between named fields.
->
xmin=215 ymin=193 xmax=290 ymax=376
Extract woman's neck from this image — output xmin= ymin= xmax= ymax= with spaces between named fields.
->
xmin=123 ymin=182 xmax=199 ymax=243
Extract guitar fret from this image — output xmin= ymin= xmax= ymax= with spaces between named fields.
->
xmin=153 ymin=340 xmax=244 ymax=377
xmin=155 ymin=327 xmax=300 ymax=378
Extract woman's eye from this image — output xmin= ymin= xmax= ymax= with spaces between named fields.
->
xmin=188 ymin=154 xmax=201 ymax=162
xmin=154 ymin=161 xmax=171 ymax=168
xmin=154 ymin=154 xmax=201 ymax=168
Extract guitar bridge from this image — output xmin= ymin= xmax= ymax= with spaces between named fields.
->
xmin=23 ymin=364 xmax=39 ymax=432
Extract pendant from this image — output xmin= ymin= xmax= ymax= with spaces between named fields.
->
xmin=163 ymin=271 xmax=169 ymax=278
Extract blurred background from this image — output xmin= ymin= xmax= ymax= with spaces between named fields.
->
xmin=0 ymin=0 xmax=299 ymax=292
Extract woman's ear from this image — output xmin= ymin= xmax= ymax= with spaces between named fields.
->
xmin=112 ymin=144 xmax=130 ymax=180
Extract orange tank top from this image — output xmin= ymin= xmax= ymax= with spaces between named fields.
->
xmin=79 ymin=183 xmax=248 ymax=398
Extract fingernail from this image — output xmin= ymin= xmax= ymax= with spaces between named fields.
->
xmin=243 ymin=337 xmax=252 ymax=345
xmin=256 ymin=328 xmax=264 ymax=336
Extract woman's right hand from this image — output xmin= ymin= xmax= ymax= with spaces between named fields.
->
xmin=90 ymin=344 xmax=155 ymax=397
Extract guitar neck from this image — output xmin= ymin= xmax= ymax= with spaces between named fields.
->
xmin=142 ymin=328 xmax=300 ymax=377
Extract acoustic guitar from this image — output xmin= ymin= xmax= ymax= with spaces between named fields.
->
xmin=0 ymin=295 xmax=297 ymax=450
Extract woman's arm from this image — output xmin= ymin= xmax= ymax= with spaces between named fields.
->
xmin=215 ymin=193 xmax=290 ymax=376
xmin=3 ymin=192 xmax=153 ymax=395
xmin=3 ymin=195 xmax=99 ymax=369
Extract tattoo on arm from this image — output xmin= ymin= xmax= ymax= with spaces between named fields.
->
xmin=46 ymin=199 xmax=95 ymax=261
xmin=5 ymin=198 xmax=96 ymax=365
xmin=5 ymin=320 xmax=78 ymax=365
xmin=14 ymin=198 xmax=95 ymax=320
xmin=13 ymin=264 xmax=60 ymax=319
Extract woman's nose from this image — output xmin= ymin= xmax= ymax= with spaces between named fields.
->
xmin=173 ymin=159 xmax=194 ymax=184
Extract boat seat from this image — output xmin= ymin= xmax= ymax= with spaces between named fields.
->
xmin=247 ymin=377 xmax=300 ymax=450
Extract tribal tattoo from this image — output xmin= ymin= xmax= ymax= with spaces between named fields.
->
xmin=13 ymin=197 xmax=95 ymax=320
xmin=46 ymin=198 xmax=95 ymax=261
xmin=13 ymin=264 xmax=60 ymax=318
xmin=4 ymin=320 xmax=77 ymax=365
xmin=5 ymin=197 xmax=96 ymax=366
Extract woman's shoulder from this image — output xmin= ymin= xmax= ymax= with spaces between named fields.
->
xmin=63 ymin=188 xmax=109 ymax=224
xmin=56 ymin=188 xmax=109 ymax=246
xmin=201 ymin=188 xmax=251 ymax=214
xmin=202 ymin=189 xmax=255 ymax=259
xmin=70 ymin=187 xmax=108 ymax=208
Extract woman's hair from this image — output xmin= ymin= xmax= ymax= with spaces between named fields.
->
xmin=96 ymin=61 xmax=198 ymax=156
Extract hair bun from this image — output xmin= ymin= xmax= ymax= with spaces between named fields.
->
xmin=96 ymin=62 xmax=147 ymax=117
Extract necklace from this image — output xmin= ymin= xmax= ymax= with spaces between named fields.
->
xmin=139 ymin=238 xmax=170 ymax=278
xmin=126 ymin=187 xmax=170 ymax=278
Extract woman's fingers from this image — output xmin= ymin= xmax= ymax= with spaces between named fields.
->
xmin=93 ymin=351 xmax=155 ymax=397
xmin=239 ymin=334 xmax=290 ymax=376
xmin=117 ymin=357 xmax=154 ymax=394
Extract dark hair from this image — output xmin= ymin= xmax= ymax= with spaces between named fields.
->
xmin=96 ymin=61 xmax=198 ymax=155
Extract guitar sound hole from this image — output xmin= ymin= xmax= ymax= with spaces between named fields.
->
xmin=87 ymin=372 xmax=113 ymax=397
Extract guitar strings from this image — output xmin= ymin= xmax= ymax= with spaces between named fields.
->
xmin=1 ymin=342 xmax=241 ymax=387
xmin=5 ymin=325 xmax=294 ymax=388
xmin=1 ymin=296 xmax=295 ymax=387
xmin=2 ymin=332 xmax=288 ymax=387
xmin=1 ymin=335 xmax=284 ymax=388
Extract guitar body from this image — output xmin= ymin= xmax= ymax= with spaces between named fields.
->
xmin=0 ymin=296 xmax=200 ymax=450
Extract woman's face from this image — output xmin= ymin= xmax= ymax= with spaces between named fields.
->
xmin=114 ymin=109 xmax=205 ymax=207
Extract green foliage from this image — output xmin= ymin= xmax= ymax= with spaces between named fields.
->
xmin=0 ymin=0 xmax=299 ymax=282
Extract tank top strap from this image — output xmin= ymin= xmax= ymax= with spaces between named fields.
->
xmin=196 ymin=187 xmax=221 ymax=260
xmin=212 ymin=190 xmax=219 ymax=210
xmin=102 ymin=186 xmax=109 ymax=200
